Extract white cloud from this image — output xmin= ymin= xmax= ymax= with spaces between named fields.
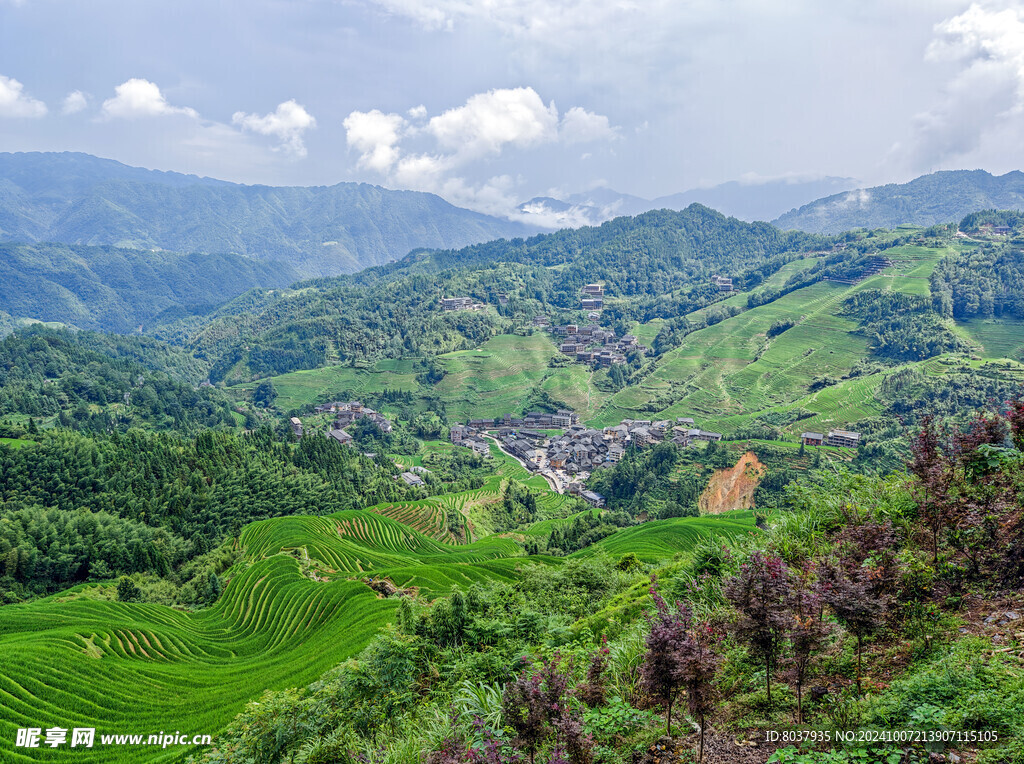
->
xmin=393 ymin=153 xmax=448 ymax=189
xmin=232 ymin=99 xmax=316 ymax=157
xmin=101 ymin=78 xmax=198 ymax=119
xmin=61 ymin=90 xmax=87 ymax=115
xmin=559 ymin=106 xmax=618 ymax=143
xmin=426 ymin=87 xmax=559 ymax=157
xmin=343 ymin=109 xmax=407 ymax=172
xmin=342 ymin=87 xmax=616 ymax=219
xmin=0 ymin=75 xmax=46 ymax=118
xmin=896 ymin=2 xmax=1024 ymax=169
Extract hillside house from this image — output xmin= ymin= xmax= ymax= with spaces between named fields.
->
xmin=652 ymin=420 xmax=672 ymax=438
xmin=801 ymin=432 xmax=824 ymax=447
xmin=532 ymin=315 xmax=550 ymax=327
xmin=441 ymin=296 xmax=475 ymax=311
xmin=399 ymin=471 xmax=425 ymax=487
xmin=671 ymin=428 xmax=692 ymax=446
xmin=677 ymin=417 xmax=695 ymax=426
xmin=289 ymin=417 xmax=303 ymax=438
xmin=328 ymin=428 xmax=353 ymax=445
xmin=525 ymin=412 xmax=554 ymax=427
xmin=450 ymin=424 xmax=472 ymax=442
xmin=631 ymin=426 xmax=654 ymax=446
xmin=711 ymin=275 xmax=733 ymax=292
xmin=552 ymin=409 xmax=579 ymax=428
xmin=693 ymin=430 xmax=723 ymax=443
xmin=581 ymin=490 xmax=606 ymax=508
xmin=582 ymin=284 xmax=604 ymax=297
xmin=605 ymin=424 xmax=629 ymax=441
xmin=581 ymin=298 xmax=604 ymax=310
xmin=826 ymin=429 xmax=861 ymax=448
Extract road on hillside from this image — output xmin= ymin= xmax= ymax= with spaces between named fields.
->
xmin=482 ymin=434 xmax=564 ymax=494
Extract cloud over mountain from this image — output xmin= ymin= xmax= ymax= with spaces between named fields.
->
xmin=343 ymin=86 xmax=617 ymax=217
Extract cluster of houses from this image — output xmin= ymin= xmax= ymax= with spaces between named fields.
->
xmin=801 ymin=429 xmax=861 ymax=449
xmin=450 ymin=411 xmax=723 ymax=499
xmin=544 ymin=323 xmax=644 ymax=367
xmin=440 ymin=296 xmax=487 ymax=312
xmin=309 ymin=400 xmax=394 ymax=446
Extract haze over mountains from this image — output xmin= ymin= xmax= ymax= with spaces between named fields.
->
xmin=517 ymin=176 xmax=859 ymax=227
xmin=775 ymin=170 xmax=1024 ymax=233
xmin=0 ymin=152 xmax=534 ymax=277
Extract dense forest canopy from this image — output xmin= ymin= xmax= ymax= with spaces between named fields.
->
xmin=0 ymin=327 xmax=233 ymax=431
xmin=931 ymin=244 xmax=1024 ymax=320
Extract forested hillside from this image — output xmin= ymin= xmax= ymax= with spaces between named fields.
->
xmin=0 ymin=241 xmax=298 ymax=332
xmin=0 ymin=152 xmax=533 ymax=276
xmin=775 ymin=169 xmax=1024 ymax=233
xmin=0 ymin=327 xmax=233 ymax=431
xmin=171 ymin=206 xmax=826 ymax=383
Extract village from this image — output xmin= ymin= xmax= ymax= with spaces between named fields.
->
xmin=287 ymin=397 xmax=862 ymax=505
xmin=450 ymin=411 xmax=725 ymax=503
xmin=450 ymin=411 xmax=862 ymax=504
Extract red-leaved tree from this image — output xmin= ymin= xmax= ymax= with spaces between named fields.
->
xmin=723 ymin=552 xmax=792 ymax=710
xmin=640 ymin=583 xmax=692 ymax=736
xmin=785 ymin=572 xmax=830 ymax=723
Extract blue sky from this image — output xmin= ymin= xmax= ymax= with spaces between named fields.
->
xmin=2 ymin=0 xmax=1023 ymax=218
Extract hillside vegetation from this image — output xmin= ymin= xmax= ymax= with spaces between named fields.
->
xmin=0 ymin=242 xmax=299 ymax=332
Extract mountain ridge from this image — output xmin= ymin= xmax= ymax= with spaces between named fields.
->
xmin=773 ymin=169 xmax=1024 ymax=233
xmin=0 ymin=152 xmax=536 ymax=277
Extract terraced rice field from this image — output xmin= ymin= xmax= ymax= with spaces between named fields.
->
xmin=957 ymin=318 xmax=1024 ymax=361
xmin=0 ymin=437 xmax=33 ymax=449
xmin=591 ymin=247 xmax=954 ymax=427
xmin=573 ymin=511 xmax=758 ymax=562
xmin=240 ymin=510 xmax=520 ymax=573
xmin=434 ymin=334 xmax=559 ymax=421
xmin=0 ymin=556 xmax=394 ymax=763
xmin=0 ymin=463 xmax=764 ymax=764
xmin=372 ymin=499 xmax=460 ymax=542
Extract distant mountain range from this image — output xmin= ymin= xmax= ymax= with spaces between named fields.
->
xmin=517 ymin=176 xmax=858 ymax=227
xmin=0 ymin=152 xmax=534 ymax=277
xmin=773 ymin=170 xmax=1024 ymax=233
